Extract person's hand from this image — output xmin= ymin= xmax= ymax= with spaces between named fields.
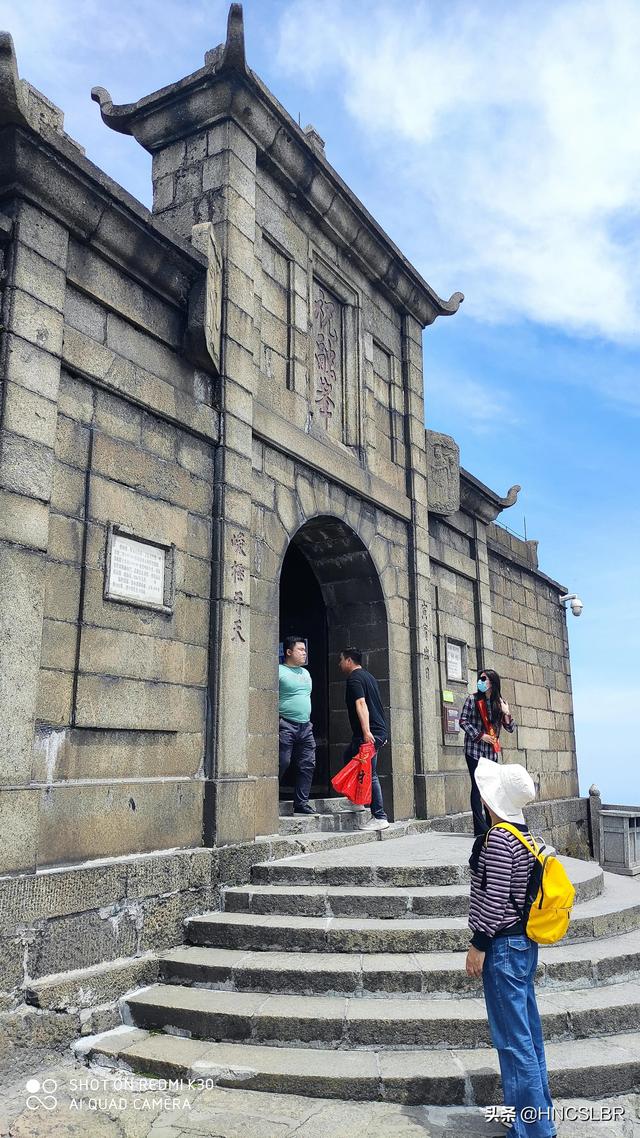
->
xmin=466 ymin=946 xmax=485 ymax=976
xmin=363 ymin=730 xmax=375 ymax=745
xmin=500 ymin=697 xmax=511 ymax=717
xmin=481 ymin=733 xmax=494 ymax=744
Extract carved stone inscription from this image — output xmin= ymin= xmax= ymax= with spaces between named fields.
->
xmin=230 ymin=530 xmax=248 ymax=643
xmin=107 ymin=534 xmax=166 ymax=607
xmin=312 ymin=279 xmax=343 ymax=436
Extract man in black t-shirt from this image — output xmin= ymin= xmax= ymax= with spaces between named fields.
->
xmin=338 ymin=647 xmax=389 ymax=830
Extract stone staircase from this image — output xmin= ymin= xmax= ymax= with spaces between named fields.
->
xmin=76 ymin=832 xmax=640 ymax=1106
xmin=277 ymin=796 xmax=371 ymax=835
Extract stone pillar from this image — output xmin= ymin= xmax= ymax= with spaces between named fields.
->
xmin=165 ymin=120 xmax=259 ymax=847
xmin=473 ymin=517 xmax=494 ymax=665
xmin=401 ymin=315 xmax=441 ymax=818
xmin=588 ymin=783 xmax=602 ymax=863
xmin=0 ymin=202 xmax=68 ymax=872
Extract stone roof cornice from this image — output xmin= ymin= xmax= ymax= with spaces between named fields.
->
xmin=91 ymin=4 xmax=463 ymax=328
xmin=460 ymin=467 xmax=521 ymax=524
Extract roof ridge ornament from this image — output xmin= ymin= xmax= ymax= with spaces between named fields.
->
xmin=0 ymin=32 xmax=31 ymax=127
xmin=220 ymin=3 xmax=246 ymax=73
xmin=441 ymin=291 xmax=464 ymax=315
xmin=501 ymin=484 xmax=521 ymax=509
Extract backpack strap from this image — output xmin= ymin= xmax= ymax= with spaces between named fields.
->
xmin=491 ymin=821 xmax=542 ymax=860
xmin=483 ymin=823 xmax=543 ymax=921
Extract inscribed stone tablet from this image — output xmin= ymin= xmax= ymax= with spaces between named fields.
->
xmin=446 ymin=640 xmax=463 ymax=682
xmin=108 ymin=534 xmax=165 ymax=606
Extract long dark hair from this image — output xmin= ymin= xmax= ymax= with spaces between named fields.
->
xmin=474 ymin=667 xmax=502 ymax=726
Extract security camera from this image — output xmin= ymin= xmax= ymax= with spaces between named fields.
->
xmin=559 ymin=593 xmax=583 ymax=617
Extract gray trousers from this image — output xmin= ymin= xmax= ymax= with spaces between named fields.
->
xmin=278 ymin=717 xmax=316 ymax=809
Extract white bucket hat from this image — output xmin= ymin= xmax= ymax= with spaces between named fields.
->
xmin=475 ymin=757 xmax=536 ymax=824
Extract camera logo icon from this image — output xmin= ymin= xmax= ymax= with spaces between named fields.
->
xmin=25 ymin=1078 xmax=58 ymax=1111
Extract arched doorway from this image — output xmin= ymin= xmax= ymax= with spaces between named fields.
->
xmin=279 ymin=516 xmax=392 ymax=812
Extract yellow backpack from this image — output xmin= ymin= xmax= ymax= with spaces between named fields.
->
xmin=488 ymin=823 xmax=576 ymax=945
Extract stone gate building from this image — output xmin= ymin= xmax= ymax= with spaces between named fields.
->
xmin=0 ymin=6 xmax=587 ymax=1059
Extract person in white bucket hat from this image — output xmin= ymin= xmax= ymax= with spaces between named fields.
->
xmin=465 ymin=758 xmax=557 ymax=1138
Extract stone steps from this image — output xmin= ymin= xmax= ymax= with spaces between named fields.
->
xmin=73 ymin=831 xmax=640 ymax=1106
xmin=158 ymin=927 xmax=640 ymax=997
xmin=122 ymin=977 xmax=640 ymax=1049
xmin=279 ymin=797 xmax=366 ymax=817
xmin=77 ymin=1024 xmax=640 ymax=1105
xmin=185 ymin=881 xmax=640 ymax=954
xmin=223 ymin=883 xmax=471 ymax=918
xmin=277 ymin=796 xmax=370 ymax=836
xmin=250 ymin=842 xmax=603 ymax=892
xmin=277 ymin=813 xmax=370 ymax=836
xmin=222 ymin=862 xmax=602 ymax=918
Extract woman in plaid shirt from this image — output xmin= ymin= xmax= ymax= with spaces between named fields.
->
xmin=460 ymin=668 xmax=515 ymax=835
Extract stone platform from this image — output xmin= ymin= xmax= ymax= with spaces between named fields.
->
xmin=75 ymin=831 xmax=640 ymax=1107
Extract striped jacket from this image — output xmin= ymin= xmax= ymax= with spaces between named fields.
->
xmin=468 ymin=824 xmax=536 ymax=950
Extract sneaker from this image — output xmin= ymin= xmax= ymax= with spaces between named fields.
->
xmin=294 ymin=804 xmax=317 ymax=815
xmin=360 ymin=816 xmax=389 ymax=831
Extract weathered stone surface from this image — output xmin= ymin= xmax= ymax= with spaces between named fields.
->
xmin=29 ymin=908 xmax=140 ymax=979
xmin=36 ymin=779 xmax=204 ymax=866
xmin=32 ymin=726 xmax=204 ymax=782
xmin=425 ymin=430 xmax=460 ymax=515
xmin=0 ymin=545 xmax=46 ymax=786
xmin=78 ymin=626 xmax=208 ymax=687
xmin=0 ymin=489 xmax=49 ymax=550
xmin=0 ymin=790 xmax=39 ymax=875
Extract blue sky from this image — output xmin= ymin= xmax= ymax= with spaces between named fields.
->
xmin=4 ymin=0 xmax=638 ymax=804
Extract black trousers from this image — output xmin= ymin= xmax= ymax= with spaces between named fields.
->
xmin=466 ymin=754 xmax=494 ymax=835
xmin=278 ymin=717 xmax=316 ymax=809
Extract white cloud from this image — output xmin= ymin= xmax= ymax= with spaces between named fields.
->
xmin=276 ymin=0 xmax=640 ymax=342
xmin=426 ymin=370 xmax=521 ymax=437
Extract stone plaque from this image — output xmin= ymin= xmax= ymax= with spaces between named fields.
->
xmin=106 ymin=532 xmax=169 ymax=609
xmin=444 ymin=706 xmax=461 ymax=734
xmin=312 ymin=278 xmax=343 ymax=438
xmin=446 ymin=639 xmax=464 ymax=682
xmin=426 ymin=430 xmax=460 ymax=515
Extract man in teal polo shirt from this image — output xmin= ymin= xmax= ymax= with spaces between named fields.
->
xmin=279 ymin=635 xmax=316 ymax=815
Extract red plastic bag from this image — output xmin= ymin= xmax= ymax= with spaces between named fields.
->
xmin=331 ymin=742 xmax=376 ymax=806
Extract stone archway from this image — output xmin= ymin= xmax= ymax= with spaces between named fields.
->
xmin=279 ymin=515 xmax=392 ymax=813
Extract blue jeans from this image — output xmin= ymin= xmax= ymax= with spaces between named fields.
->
xmin=279 ymin=718 xmax=316 ymax=810
xmin=482 ymin=936 xmax=556 ymax=1138
xmin=342 ymin=735 xmax=387 ymax=819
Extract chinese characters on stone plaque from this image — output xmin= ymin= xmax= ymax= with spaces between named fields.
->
xmin=313 ymin=279 xmax=342 ymax=432
xmin=107 ymin=533 xmax=167 ymax=607
xmin=230 ymin=530 xmax=248 ymax=643
xmin=446 ymin=640 xmax=464 ymax=682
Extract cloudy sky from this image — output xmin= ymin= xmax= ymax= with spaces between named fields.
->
xmin=4 ymin=0 xmax=638 ymax=803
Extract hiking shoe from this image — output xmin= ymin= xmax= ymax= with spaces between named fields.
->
xmin=294 ymin=804 xmax=317 ymax=815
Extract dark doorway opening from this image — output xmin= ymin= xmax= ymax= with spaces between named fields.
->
xmin=279 ymin=542 xmax=330 ymax=797
xmin=278 ymin=516 xmax=392 ymax=811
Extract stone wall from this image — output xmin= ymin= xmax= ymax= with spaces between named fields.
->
xmin=427 ymin=509 xmax=579 ymax=815
xmin=0 ymin=120 xmax=218 ymax=875
xmin=33 ymin=371 xmax=216 ymax=867
xmin=487 ymin=524 xmax=578 ymax=799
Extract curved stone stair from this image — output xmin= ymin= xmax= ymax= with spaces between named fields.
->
xmin=76 ymin=831 xmax=640 ymax=1105
xmin=277 ymin=796 xmax=370 ymax=835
